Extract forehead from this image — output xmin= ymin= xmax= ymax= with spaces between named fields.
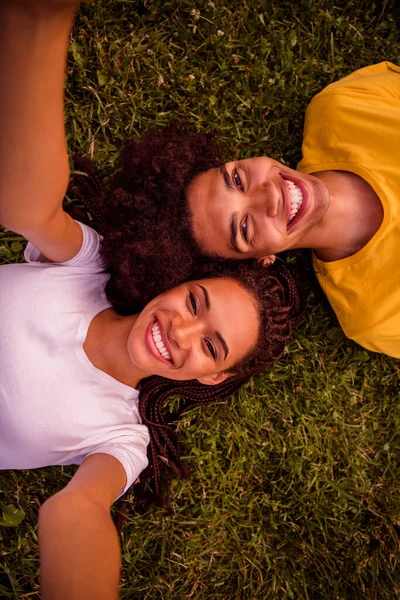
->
xmin=187 ymin=167 xmax=233 ymax=256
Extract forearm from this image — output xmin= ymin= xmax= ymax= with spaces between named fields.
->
xmin=39 ymin=489 xmax=121 ymax=600
xmin=0 ymin=2 xmax=78 ymax=233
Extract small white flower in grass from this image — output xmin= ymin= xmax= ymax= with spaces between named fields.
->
xmin=189 ymin=74 xmax=195 ymax=80
xmin=147 ymin=49 xmax=153 ymax=55
xmin=191 ymin=9 xmax=200 ymax=20
xmin=158 ymin=74 xmax=164 ymax=86
xmin=217 ymin=29 xmax=224 ymax=36
xmin=208 ymin=1 xmax=215 ymax=7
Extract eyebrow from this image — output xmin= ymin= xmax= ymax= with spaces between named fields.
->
xmin=230 ymin=212 xmax=244 ymax=254
xmin=197 ymin=284 xmax=229 ymax=360
xmin=197 ymin=284 xmax=210 ymax=310
xmin=219 ymin=164 xmax=234 ymax=191
xmin=219 ymin=165 xmax=245 ymax=254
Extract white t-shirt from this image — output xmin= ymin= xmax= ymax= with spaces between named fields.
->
xmin=0 ymin=222 xmax=149 ymax=497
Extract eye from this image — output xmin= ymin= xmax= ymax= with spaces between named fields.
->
xmin=204 ymin=338 xmax=217 ymax=360
xmin=188 ymin=292 xmax=198 ymax=316
xmin=241 ymin=216 xmax=249 ymax=243
xmin=232 ymin=168 xmax=243 ymax=191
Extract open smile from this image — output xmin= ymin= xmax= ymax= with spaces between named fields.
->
xmin=146 ymin=317 xmax=174 ymax=365
xmin=281 ymin=173 xmax=309 ymax=231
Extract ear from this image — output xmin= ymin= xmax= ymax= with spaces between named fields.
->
xmin=196 ymin=371 xmax=233 ymax=386
xmin=259 ymin=255 xmax=276 ymax=267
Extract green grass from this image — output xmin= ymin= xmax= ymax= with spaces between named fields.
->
xmin=1 ymin=0 xmax=400 ymax=598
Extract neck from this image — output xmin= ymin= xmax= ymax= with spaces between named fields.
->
xmin=308 ymin=170 xmax=383 ymax=261
xmin=83 ymin=308 xmax=150 ymax=389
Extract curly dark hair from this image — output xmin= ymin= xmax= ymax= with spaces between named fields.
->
xmin=69 ymin=121 xmax=223 ymax=314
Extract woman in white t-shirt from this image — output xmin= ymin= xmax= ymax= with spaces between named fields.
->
xmin=0 ymin=213 xmax=304 ymax=598
xmin=0 ymin=2 xmax=305 ymax=598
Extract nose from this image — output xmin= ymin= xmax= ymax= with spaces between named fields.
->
xmin=170 ymin=315 xmax=202 ymax=350
xmin=250 ymin=181 xmax=279 ymax=218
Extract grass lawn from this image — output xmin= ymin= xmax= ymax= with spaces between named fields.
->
xmin=1 ymin=1 xmax=400 ymax=598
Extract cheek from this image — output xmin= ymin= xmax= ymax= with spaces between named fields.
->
xmin=127 ymin=319 xmax=148 ymax=360
xmin=127 ymin=332 xmax=141 ymax=363
xmin=185 ymin=351 xmax=216 ymax=378
xmin=188 ymin=350 xmax=206 ymax=369
xmin=258 ymin=227 xmax=280 ymax=254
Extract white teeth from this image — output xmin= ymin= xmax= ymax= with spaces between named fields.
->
xmin=286 ymin=180 xmax=303 ymax=226
xmin=151 ymin=321 xmax=171 ymax=361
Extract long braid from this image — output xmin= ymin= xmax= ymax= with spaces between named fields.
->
xmin=133 ymin=374 xmax=250 ymax=512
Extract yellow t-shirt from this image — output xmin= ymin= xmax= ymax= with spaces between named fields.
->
xmin=298 ymin=62 xmax=400 ymax=358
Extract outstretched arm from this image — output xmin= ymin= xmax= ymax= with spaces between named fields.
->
xmin=0 ymin=0 xmax=83 ymax=262
xmin=39 ymin=453 xmax=126 ymax=600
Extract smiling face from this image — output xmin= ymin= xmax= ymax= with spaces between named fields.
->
xmin=187 ymin=157 xmax=331 ymax=259
xmin=127 ymin=277 xmax=259 ymax=385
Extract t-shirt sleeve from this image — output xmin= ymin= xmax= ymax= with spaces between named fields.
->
xmin=298 ymin=62 xmax=400 ymax=173
xmin=24 ymin=221 xmax=104 ymax=271
xmin=351 ymin=330 xmax=400 ymax=359
xmin=85 ymin=424 xmax=150 ymax=500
